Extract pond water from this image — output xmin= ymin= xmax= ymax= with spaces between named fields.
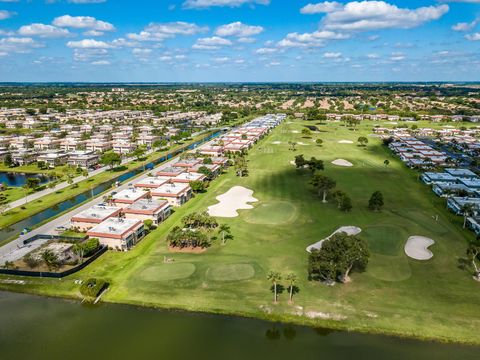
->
xmin=0 ymin=291 xmax=478 ymax=360
xmin=0 ymin=131 xmax=221 ymax=243
xmin=0 ymin=172 xmax=50 ymax=187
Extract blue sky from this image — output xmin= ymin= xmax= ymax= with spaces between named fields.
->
xmin=0 ymin=0 xmax=479 ymax=82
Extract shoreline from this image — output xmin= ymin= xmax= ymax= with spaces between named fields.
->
xmin=0 ymin=285 xmax=479 ymax=347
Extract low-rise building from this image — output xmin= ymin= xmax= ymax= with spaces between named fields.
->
xmin=112 ymin=188 xmax=148 ymax=208
xmin=151 ymin=182 xmax=192 ymax=206
xmin=67 ymin=151 xmax=99 ymax=168
xmin=71 ymin=205 xmax=121 ymax=231
xmin=87 ymin=217 xmax=145 ymax=251
xmin=123 ymin=199 xmax=172 ymax=225
xmin=134 ymin=176 xmax=171 ymax=189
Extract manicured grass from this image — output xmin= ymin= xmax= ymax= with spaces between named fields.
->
xmin=2 ymin=119 xmax=480 ymax=344
xmin=0 ymin=132 xmax=214 ymax=231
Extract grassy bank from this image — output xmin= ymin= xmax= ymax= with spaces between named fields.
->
xmin=0 ymin=131 xmax=215 ymax=231
xmin=1 ymin=119 xmax=480 ymax=345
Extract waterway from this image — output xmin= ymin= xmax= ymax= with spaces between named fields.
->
xmin=0 ymin=131 xmax=221 ymax=242
xmin=0 ymin=172 xmax=50 ymax=187
xmin=0 ymin=291 xmax=478 ymax=360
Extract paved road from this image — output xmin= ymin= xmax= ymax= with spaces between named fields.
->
xmin=0 ymin=151 xmax=181 ymax=265
xmin=6 ymin=149 xmax=155 ymax=210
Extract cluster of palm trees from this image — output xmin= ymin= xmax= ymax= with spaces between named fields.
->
xmin=267 ymin=271 xmax=298 ymax=304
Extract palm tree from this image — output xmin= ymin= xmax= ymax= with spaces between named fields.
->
xmin=461 ymin=203 xmax=475 ymax=229
xmin=267 ymin=271 xmax=282 ymax=304
xmin=219 ymin=224 xmax=231 ymax=245
xmin=286 ymin=273 xmax=297 ymax=303
xmin=384 ymin=159 xmax=390 ymax=167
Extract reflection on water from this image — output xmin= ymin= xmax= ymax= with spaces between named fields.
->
xmin=0 ymin=291 xmax=478 ymax=360
xmin=0 ymin=132 xmax=221 ymax=242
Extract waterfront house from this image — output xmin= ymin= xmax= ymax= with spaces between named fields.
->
xmin=87 ymin=217 xmax=145 ymax=251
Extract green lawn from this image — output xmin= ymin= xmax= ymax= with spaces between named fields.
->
xmin=2 ymin=119 xmax=480 ymax=344
xmin=0 ymin=132 xmax=214 ymax=233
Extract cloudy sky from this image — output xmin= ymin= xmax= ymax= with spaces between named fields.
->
xmin=0 ymin=0 xmax=479 ymax=82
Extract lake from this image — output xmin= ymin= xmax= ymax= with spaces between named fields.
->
xmin=0 ymin=291 xmax=478 ymax=360
xmin=0 ymin=172 xmax=50 ymax=187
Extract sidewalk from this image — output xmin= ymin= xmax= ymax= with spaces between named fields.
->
xmin=6 ymin=149 xmax=154 ymax=210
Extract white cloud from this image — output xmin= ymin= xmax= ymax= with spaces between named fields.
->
xmin=192 ymin=36 xmax=232 ymax=50
xmin=277 ymin=30 xmax=349 ymax=48
xmin=132 ymin=48 xmax=152 ymax=55
xmin=305 ymin=1 xmax=449 ymax=31
xmin=255 ymin=47 xmax=277 ymax=54
xmin=183 ymin=0 xmax=270 ymax=9
xmin=367 ymin=53 xmax=379 ymax=58
xmin=390 ymin=52 xmax=406 ymax=61
xmin=323 ymin=51 xmax=342 ymax=58
xmin=91 ymin=60 xmax=110 ymax=66
xmin=0 ymin=37 xmax=43 ymax=56
xmin=215 ymin=22 xmax=264 ymax=37
xmin=83 ymin=30 xmax=104 ymax=36
xmin=0 ymin=10 xmax=15 ymax=20
xmin=465 ymin=32 xmax=480 ymax=41
xmin=53 ymin=15 xmax=115 ymax=32
xmin=18 ymin=23 xmax=70 ymax=38
xmin=300 ymin=2 xmax=343 ymax=14
xmin=238 ymin=37 xmax=256 ymax=43
xmin=452 ymin=18 xmax=479 ymax=32
xmin=67 ymin=39 xmax=113 ymax=49
xmin=127 ymin=22 xmax=207 ymax=42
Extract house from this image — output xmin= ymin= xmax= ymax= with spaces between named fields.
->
xmin=466 ymin=216 xmax=480 ymax=236
xmin=151 ymin=182 xmax=192 ymax=206
xmin=71 ymin=205 xmax=121 ymax=231
xmin=190 ymin=163 xmax=221 ymax=177
xmin=112 ymin=188 xmax=148 ymax=208
xmin=420 ymin=172 xmax=457 ymax=185
xmin=432 ymin=183 xmax=474 ymax=197
xmin=156 ymin=166 xmax=185 ymax=177
xmin=37 ymin=152 xmax=68 ymax=167
xmin=172 ymin=172 xmax=206 ymax=183
xmin=134 ymin=176 xmax=171 ymax=189
xmin=11 ymin=150 xmax=38 ymax=165
xmin=67 ymin=151 xmax=99 ymax=169
xmin=175 ymin=158 xmax=202 ymax=169
xmin=447 ymin=197 xmax=480 ymax=215
xmin=123 ymin=199 xmax=172 ymax=225
xmin=444 ymin=168 xmax=478 ymax=179
xmin=86 ymin=217 xmax=145 ymax=251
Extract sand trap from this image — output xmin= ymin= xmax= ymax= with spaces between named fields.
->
xmin=332 ymin=159 xmax=353 ymax=167
xmin=338 ymin=140 xmax=353 ymax=144
xmin=443 ymin=125 xmax=455 ymax=128
xmin=208 ymin=186 xmax=258 ymax=218
xmin=271 ymin=141 xmax=282 ymax=145
xmin=404 ymin=236 xmax=435 ymax=260
xmin=307 ymin=226 xmax=362 ymax=253
xmin=291 ymin=130 xmax=300 ymax=133
xmin=297 ymin=142 xmax=308 ymax=145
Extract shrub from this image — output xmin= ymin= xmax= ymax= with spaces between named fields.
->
xmin=83 ymin=238 xmax=100 ymax=257
xmin=80 ymin=278 xmax=108 ymax=298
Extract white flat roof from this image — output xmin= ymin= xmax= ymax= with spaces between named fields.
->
xmin=113 ymin=188 xmax=146 ymax=202
xmin=72 ymin=205 xmax=119 ymax=221
xmin=88 ymin=217 xmax=141 ymax=236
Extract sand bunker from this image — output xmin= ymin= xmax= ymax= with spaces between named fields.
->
xmin=338 ymin=140 xmax=353 ymax=144
xmin=307 ymin=226 xmax=362 ymax=253
xmin=404 ymin=236 xmax=435 ymax=260
xmin=208 ymin=186 xmax=258 ymax=218
xmin=271 ymin=141 xmax=282 ymax=145
xmin=332 ymin=159 xmax=353 ymax=167
xmin=297 ymin=142 xmax=308 ymax=145
xmin=291 ymin=130 xmax=300 ymax=133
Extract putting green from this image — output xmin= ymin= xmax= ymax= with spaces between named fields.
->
xmin=242 ymin=201 xmax=298 ymax=225
xmin=138 ymin=263 xmax=196 ymax=282
xmin=206 ymin=263 xmax=255 ymax=282
xmin=363 ymin=225 xmax=406 ymax=256
xmin=367 ymin=254 xmax=412 ymax=282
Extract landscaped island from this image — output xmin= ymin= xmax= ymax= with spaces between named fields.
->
xmin=1 ymin=117 xmax=480 ymax=346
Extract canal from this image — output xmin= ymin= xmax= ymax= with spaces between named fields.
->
xmin=0 ymin=172 xmax=50 ymax=187
xmin=0 ymin=131 xmax=221 ymax=242
xmin=0 ymin=291 xmax=478 ymax=360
